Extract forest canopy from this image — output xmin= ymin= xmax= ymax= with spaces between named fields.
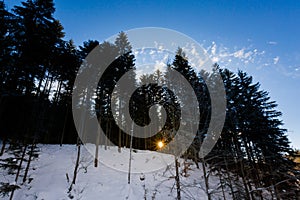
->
xmin=0 ymin=1 xmax=299 ymax=199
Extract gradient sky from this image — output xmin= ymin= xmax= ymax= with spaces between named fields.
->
xmin=5 ymin=0 xmax=300 ymax=148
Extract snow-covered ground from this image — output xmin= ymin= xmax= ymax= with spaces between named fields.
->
xmin=0 ymin=144 xmax=230 ymax=200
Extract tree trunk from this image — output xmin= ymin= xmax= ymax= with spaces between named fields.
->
xmin=239 ymin=160 xmax=251 ymax=200
xmin=128 ymin=122 xmax=133 ymax=184
xmin=10 ymin=144 xmax=27 ymax=200
xmin=201 ymin=159 xmax=211 ymax=200
xmin=234 ymin=136 xmax=251 ymax=200
xmin=224 ymin=156 xmax=236 ymax=200
xmin=41 ymin=73 xmax=50 ymax=96
xmin=175 ymin=157 xmax=181 ymax=200
xmin=218 ymin=168 xmax=227 ymax=200
xmin=68 ymin=138 xmax=81 ymax=192
xmin=118 ymin=101 xmax=122 ymax=153
xmin=243 ymin=138 xmax=262 ymax=200
xmin=60 ymin=106 xmax=69 ymax=146
xmin=46 ymin=75 xmax=54 ymax=97
xmin=36 ymin=68 xmax=46 ymax=97
xmin=15 ymin=145 xmax=27 ymax=182
xmin=0 ymin=138 xmax=6 ymax=156
xmin=105 ymin=120 xmax=109 ymax=150
xmin=23 ymin=141 xmax=35 ymax=183
xmin=118 ymin=128 xmax=122 ymax=153
xmin=94 ymin=121 xmax=101 ymax=167
xmin=54 ymin=80 xmax=62 ymax=103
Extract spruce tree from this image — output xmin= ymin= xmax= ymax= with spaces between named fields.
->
xmin=13 ymin=0 xmax=64 ymax=96
xmin=207 ymin=68 xmax=299 ymax=199
xmin=0 ymin=1 xmax=15 ymax=94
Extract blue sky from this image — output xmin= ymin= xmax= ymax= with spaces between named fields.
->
xmin=5 ymin=0 xmax=300 ymax=148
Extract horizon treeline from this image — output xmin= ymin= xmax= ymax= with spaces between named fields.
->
xmin=0 ymin=0 xmax=299 ymax=199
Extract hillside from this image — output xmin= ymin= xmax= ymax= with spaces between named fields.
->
xmin=0 ymin=144 xmax=230 ymax=200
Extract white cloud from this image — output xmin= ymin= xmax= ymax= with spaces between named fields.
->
xmin=203 ymin=41 xmax=267 ymax=70
xmin=277 ymin=65 xmax=300 ymax=78
xmin=267 ymin=41 xmax=277 ymax=45
xmin=211 ymin=41 xmax=217 ymax=55
xmin=154 ymin=41 xmax=164 ymax=51
xmin=273 ymin=56 xmax=280 ymax=64
xmin=233 ymin=49 xmax=245 ymax=58
xmin=211 ymin=57 xmax=219 ymax=63
xmin=154 ymin=61 xmax=167 ymax=72
xmin=244 ymin=51 xmax=252 ymax=59
xmin=149 ymin=49 xmax=156 ymax=55
xmin=135 ymin=40 xmax=298 ymax=79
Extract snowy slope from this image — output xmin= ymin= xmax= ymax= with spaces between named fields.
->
xmin=0 ymin=144 xmax=230 ymax=200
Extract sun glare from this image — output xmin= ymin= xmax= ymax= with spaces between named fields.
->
xmin=157 ymin=141 xmax=164 ymax=149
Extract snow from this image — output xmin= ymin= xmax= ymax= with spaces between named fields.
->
xmin=0 ymin=144 xmax=230 ymax=200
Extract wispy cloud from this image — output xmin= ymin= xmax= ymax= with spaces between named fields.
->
xmin=204 ymin=41 xmax=266 ymax=69
xmin=267 ymin=41 xmax=278 ymax=45
xmin=276 ymin=52 xmax=300 ymax=78
xmin=277 ymin=65 xmax=300 ymax=78
xmin=205 ymin=42 xmax=300 ymax=78
xmin=273 ymin=56 xmax=280 ymax=64
xmin=133 ymin=40 xmax=299 ymax=79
